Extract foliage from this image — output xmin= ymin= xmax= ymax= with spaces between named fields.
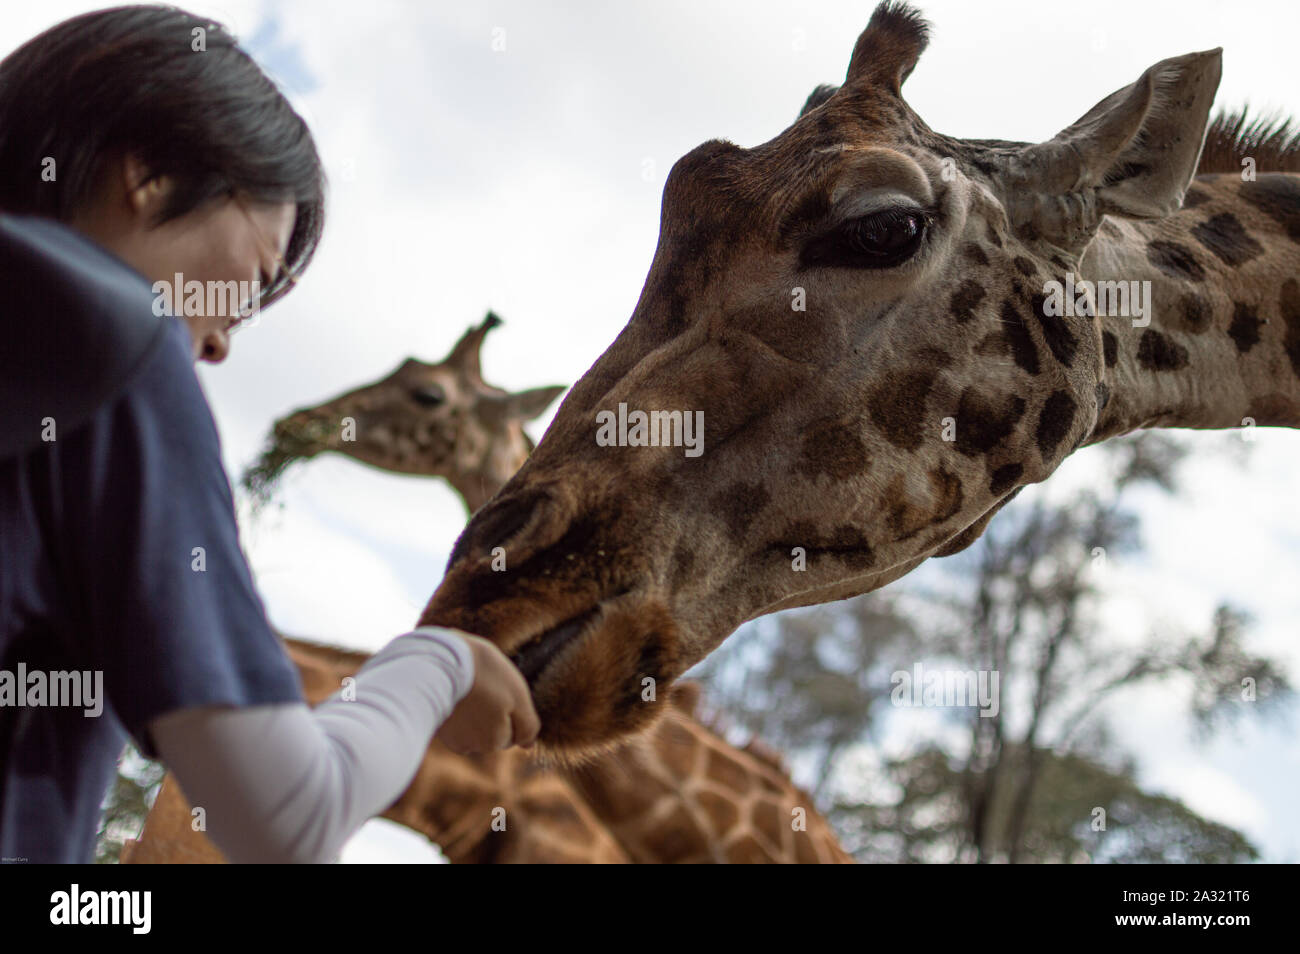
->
xmin=693 ymin=432 xmax=1289 ymax=863
xmin=95 ymin=743 xmax=164 ymax=864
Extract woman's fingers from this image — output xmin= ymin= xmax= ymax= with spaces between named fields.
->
xmin=512 ymin=706 xmax=541 ymax=748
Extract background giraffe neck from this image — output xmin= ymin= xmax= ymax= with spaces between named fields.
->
xmin=1082 ymin=172 xmax=1300 ymax=445
xmin=566 ymin=687 xmax=854 ymax=863
xmin=445 ymin=469 xmax=501 ymax=516
xmin=447 ymin=452 xmax=527 ymax=519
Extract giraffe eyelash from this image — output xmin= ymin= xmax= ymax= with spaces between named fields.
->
xmin=798 ymin=206 xmax=934 ymax=271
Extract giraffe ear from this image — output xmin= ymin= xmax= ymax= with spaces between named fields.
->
xmin=998 ymin=48 xmax=1222 ymax=251
xmin=480 ymin=385 xmax=567 ymax=425
xmin=844 ymin=1 xmax=930 ymax=95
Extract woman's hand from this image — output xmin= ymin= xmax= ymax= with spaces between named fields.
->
xmin=435 ymin=633 xmax=540 ymax=754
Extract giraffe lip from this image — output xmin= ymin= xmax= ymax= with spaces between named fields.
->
xmin=510 ymin=606 xmax=601 ymax=685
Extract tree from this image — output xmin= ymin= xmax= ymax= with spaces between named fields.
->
xmin=95 ymin=744 xmax=164 ymax=864
xmin=692 ymin=432 xmax=1290 ymax=863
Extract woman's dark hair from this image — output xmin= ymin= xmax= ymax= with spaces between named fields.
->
xmin=0 ymin=4 xmax=325 ymax=308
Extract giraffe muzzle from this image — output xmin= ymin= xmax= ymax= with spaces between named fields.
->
xmin=509 ymin=604 xmax=601 ymax=685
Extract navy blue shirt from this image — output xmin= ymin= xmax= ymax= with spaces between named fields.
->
xmin=0 ymin=215 xmax=304 ymax=863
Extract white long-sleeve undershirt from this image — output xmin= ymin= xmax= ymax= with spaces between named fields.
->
xmin=147 ymin=626 xmax=475 ymax=863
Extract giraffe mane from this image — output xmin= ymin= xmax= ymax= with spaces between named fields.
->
xmin=1197 ymin=108 xmax=1300 ymax=174
xmin=798 ymin=91 xmax=1300 ymax=179
xmin=798 ymin=83 xmax=838 ymax=118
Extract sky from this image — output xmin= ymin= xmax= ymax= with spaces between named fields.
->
xmin=5 ymin=0 xmax=1298 ymax=863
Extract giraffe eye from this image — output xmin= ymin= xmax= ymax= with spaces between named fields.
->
xmin=411 ymin=384 xmax=446 ymax=407
xmin=799 ymin=207 xmax=931 ymax=270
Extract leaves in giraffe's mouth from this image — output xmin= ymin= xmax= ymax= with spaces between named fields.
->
xmin=240 ymin=418 xmax=334 ymax=512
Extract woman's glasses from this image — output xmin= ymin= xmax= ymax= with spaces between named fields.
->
xmin=228 ymin=195 xmax=297 ymax=335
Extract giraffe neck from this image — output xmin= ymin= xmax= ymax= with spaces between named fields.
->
xmin=442 ymin=447 xmax=530 ymax=516
xmin=1081 ymin=172 xmax=1300 ymax=445
xmin=445 ymin=470 xmax=497 ymax=515
xmin=568 ymin=699 xmax=853 ymax=863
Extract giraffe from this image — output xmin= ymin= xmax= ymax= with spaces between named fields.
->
xmin=242 ymin=310 xmax=563 ymax=515
xmin=123 ymin=314 xmax=852 ymax=863
xmin=416 ymin=0 xmax=1300 ymax=760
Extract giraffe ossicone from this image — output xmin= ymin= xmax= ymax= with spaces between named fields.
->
xmin=419 ymin=0 xmax=1300 ymax=756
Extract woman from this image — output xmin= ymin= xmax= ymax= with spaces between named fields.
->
xmin=0 ymin=5 xmax=537 ymax=863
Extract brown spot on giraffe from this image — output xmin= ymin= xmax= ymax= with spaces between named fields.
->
xmin=952 ymin=387 xmax=1027 ymax=456
xmin=887 ymin=466 xmax=963 ymax=540
xmin=1035 ymin=390 xmax=1077 ymax=461
xmin=1029 ymin=292 xmax=1079 ymax=367
xmin=1146 ymin=240 xmax=1207 ymax=281
xmin=999 ymin=299 xmax=1041 ymax=374
xmin=868 ymin=367 xmax=941 ymax=450
xmin=707 ymin=749 xmax=752 ymax=793
xmin=988 ymin=462 xmax=1023 ymax=496
xmin=1239 ymin=175 xmax=1300 ymax=243
xmin=797 ymin=417 xmax=872 ymax=479
xmin=696 ymin=790 xmax=740 ymax=833
xmin=1191 ymin=212 xmax=1264 ymax=266
xmin=710 ymin=480 xmax=771 ymax=538
xmin=1177 ymin=293 xmax=1214 ymax=334
xmin=669 ymin=534 xmax=698 ymax=583
xmin=949 ymin=279 xmax=986 ymax=323
xmin=1137 ymin=329 xmax=1191 ymax=371
xmin=1227 ymin=302 xmax=1263 ymax=353
xmin=1012 ymin=255 xmax=1038 ymax=277
xmin=1102 ymin=330 xmax=1119 ymax=368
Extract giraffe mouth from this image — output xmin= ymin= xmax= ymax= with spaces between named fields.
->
xmin=509 ymin=605 xmax=602 ymax=685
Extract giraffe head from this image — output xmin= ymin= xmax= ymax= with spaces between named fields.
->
xmin=243 ymin=312 xmax=566 ymax=514
xmin=420 ymin=2 xmax=1224 ymax=754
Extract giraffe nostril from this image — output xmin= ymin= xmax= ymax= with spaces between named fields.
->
xmin=449 ymin=489 xmax=551 ymax=566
